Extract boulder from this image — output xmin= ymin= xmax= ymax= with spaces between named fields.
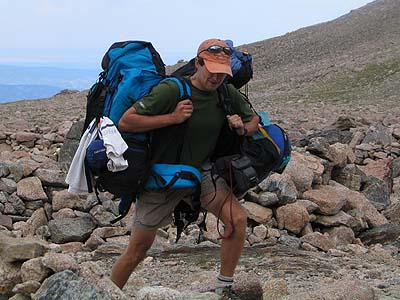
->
xmin=303 ymin=185 xmax=347 ymax=215
xmin=0 ymin=232 xmax=47 ymax=263
xmin=276 ymin=203 xmax=310 ymax=234
xmin=285 ymin=279 xmax=374 ymax=300
xmin=48 ymin=216 xmax=96 ymax=243
xmin=359 ymin=224 xmax=400 ymax=245
xmin=33 ymin=270 xmax=112 ymax=300
xmin=16 ymin=177 xmax=47 ymax=201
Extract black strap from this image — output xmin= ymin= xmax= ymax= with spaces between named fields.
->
xmin=217 ymin=84 xmax=234 ymax=115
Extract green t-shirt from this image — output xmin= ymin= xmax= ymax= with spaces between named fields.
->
xmin=133 ymin=78 xmax=254 ymax=168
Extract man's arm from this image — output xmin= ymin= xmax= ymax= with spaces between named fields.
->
xmin=227 ymin=112 xmax=259 ymax=136
xmin=118 ymin=99 xmax=193 ymax=132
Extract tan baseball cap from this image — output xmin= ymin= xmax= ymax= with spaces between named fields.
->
xmin=197 ymin=39 xmax=232 ymax=76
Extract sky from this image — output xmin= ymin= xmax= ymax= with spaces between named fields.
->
xmin=1 ymin=0 xmax=374 ymax=71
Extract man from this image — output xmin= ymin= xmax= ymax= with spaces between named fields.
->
xmin=111 ymin=38 xmax=259 ymax=299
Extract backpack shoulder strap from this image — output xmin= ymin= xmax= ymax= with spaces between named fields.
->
xmin=155 ymin=77 xmax=192 ymax=164
xmin=162 ymin=77 xmax=191 ymax=100
xmin=217 ymin=83 xmax=234 ymax=115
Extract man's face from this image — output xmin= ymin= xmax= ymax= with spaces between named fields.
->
xmin=195 ymin=60 xmax=227 ymax=92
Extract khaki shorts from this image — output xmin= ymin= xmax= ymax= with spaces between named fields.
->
xmin=133 ymin=163 xmax=230 ymax=229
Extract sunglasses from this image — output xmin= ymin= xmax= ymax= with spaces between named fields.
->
xmin=198 ymin=45 xmax=232 ymax=56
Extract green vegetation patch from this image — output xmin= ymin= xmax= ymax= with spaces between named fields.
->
xmin=307 ymin=59 xmax=400 ymax=102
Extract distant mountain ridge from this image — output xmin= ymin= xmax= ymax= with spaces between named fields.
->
xmin=0 ymin=84 xmax=62 ymax=103
xmin=0 ymin=64 xmax=99 ymax=103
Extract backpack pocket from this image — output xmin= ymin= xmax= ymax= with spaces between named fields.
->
xmin=230 ymin=156 xmax=258 ymax=195
xmin=87 ymin=139 xmax=150 ymax=197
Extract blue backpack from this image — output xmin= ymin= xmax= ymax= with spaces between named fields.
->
xmin=223 ymin=40 xmax=253 ymax=90
xmin=82 ymin=41 xmax=202 ymax=229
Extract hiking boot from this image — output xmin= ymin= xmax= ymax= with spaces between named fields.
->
xmin=215 ymin=286 xmax=241 ymax=300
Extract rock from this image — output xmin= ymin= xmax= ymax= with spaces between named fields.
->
xmin=296 ymin=199 xmax=319 ymax=213
xmin=279 ymin=234 xmax=301 ymax=249
xmin=20 ymin=257 xmax=52 ymax=283
xmin=22 ymin=207 xmax=48 ymax=237
xmin=58 ymin=121 xmax=84 ymax=172
xmin=306 ymin=137 xmax=331 ymax=158
xmin=92 ymin=226 xmax=128 ymax=239
xmin=233 ymin=271 xmax=263 ymax=300
xmin=368 ymin=243 xmax=394 ymax=260
xmin=4 ymin=192 xmax=25 ymax=215
xmin=314 ymin=211 xmax=357 ymax=227
xmin=9 ymin=293 xmax=33 ymax=300
xmin=51 ymin=189 xmax=87 ymax=211
xmin=300 ymin=232 xmax=336 ymax=251
xmin=362 ymin=123 xmax=392 ymax=145
xmin=256 ymin=192 xmax=279 ymax=207
xmin=0 ymin=232 xmax=47 ymax=263
xmin=52 ymin=208 xmax=76 ymax=219
xmin=305 ymin=128 xmax=354 ymax=145
xmin=90 ymin=205 xmax=118 ymax=226
xmin=0 ymin=259 xmax=22 ymax=297
xmin=84 ymin=234 xmax=105 ymax=250
xmin=263 ymin=278 xmax=289 ymax=300
xmin=33 ymin=168 xmax=67 ymax=187
xmin=331 ymin=115 xmax=360 ymax=130
xmin=392 ymin=157 xmax=400 ymax=178
xmin=0 ymin=213 xmax=12 ymax=230
xmin=359 ymin=224 xmax=400 ymax=245
xmin=0 ymin=161 xmax=10 ymax=177
xmin=283 ymin=152 xmax=315 ymax=192
xmin=15 ymin=132 xmax=40 ymax=144
xmin=253 ymin=224 xmax=268 ymax=239
xmin=0 ymin=177 xmax=17 ymax=193
xmin=383 ymin=202 xmax=400 ymax=224
xmin=349 ymin=131 xmax=366 ymax=149
xmin=328 ymin=142 xmax=356 ymax=167
xmin=41 ymin=253 xmax=79 ymax=273
xmin=33 ymin=270 xmax=112 ymax=300
xmin=48 ymin=216 xmax=96 ymax=243
xmin=25 ymin=199 xmax=44 ymax=210
xmin=137 ymin=287 xmax=224 ymax=300
xmin=358 ymin=158 xmax=393 ymax=190
xmin=276 ymin=203 xmax=310 ymax=234
xmin=18 ymin=158 xmax=40 ymax=177
xmin=77 ymin=261 xmax=128 ymax=300
xmin=259 ymin=173 xmax=298 ymax=204
xmin=12 ymin=280 xmax=41 ymax=296
xmin=285 ymin=279 xmax=374 ymax=300
xmin=331 ymin=164 xmax=367 ymax=191
xmin=136 ymin=286 xmax=183 ymax=300
xmin=242 ymin=202 xmax=273 ymax=224
xmin=325 ymin=226 xmax=355 ymax=246
xmin=303 ymin=185 xmax=347 ymax=215
xmin=16 ymin=177 xmax=48 ymax=201
xmin=361 ymin=176 xmax=391 ymax=211
xmin=330 ymin=181 xmax=388 ymax=227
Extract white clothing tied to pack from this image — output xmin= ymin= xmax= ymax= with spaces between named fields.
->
xmin=99 ymin=117 xmax=128 ymax=172
xmin=66 ymin=117 xmax=129 ymax=194
xmin=66 ymin=119 xmax=98 ymax=194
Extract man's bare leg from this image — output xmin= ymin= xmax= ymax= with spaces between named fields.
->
xmin=111 ymin=226 xmax=157 ymax=289
xmin=202 ymin=189 xmax=247 ymax=277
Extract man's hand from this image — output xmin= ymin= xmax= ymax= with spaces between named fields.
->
xmin=172 ymin=99 xmax=193 ymax=124
xmin=227 ymin=114 xmax=246 ymax=135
